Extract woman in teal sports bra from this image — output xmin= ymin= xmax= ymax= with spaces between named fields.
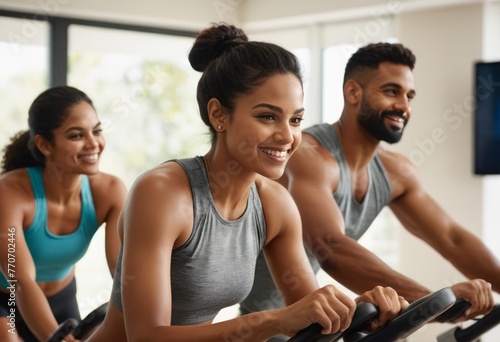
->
xmin=0 ymin=86 xmax=127 ymax=342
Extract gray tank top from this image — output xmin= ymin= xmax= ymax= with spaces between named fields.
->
xmin=240 ymin=123 xmax=392 ymax=314
xmin=305 ymin=123 xmax=392 ymax=240
xmin=112 ymin=156 xmax=266 ymax=325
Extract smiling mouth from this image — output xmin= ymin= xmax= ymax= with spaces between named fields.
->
xmin=260 ymin=148 xmax=288 ymax=158
xmin=78 ymin=153 xmax=98 ymax=161
xmin=384 ymin=114 xmax=406 ymax=123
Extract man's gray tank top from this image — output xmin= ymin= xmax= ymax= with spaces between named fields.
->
xmin=111 ymin=156 xmax=267 ymax=325
xmin=240 ymin=123 xmax=392 ymax=313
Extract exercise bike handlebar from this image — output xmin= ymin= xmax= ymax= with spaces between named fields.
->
xmin=46 ymin=302 xmax=108 ymax=342
xmin=437 ymin=303 xmax=500 ymax=342
xmin=289 ymin=287 xmax=457 ymax=342
xmin=288 ymin=301 xmax=379 ymax=342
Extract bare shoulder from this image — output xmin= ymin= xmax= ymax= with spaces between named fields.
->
xmin=135 ymin=161 xmax=189 ymax=190
xmin=0 ymin=169 xmax=34 ymax=224
xmin=88 ymin=171 xmax=128 ymax=213
xmin=89 ymin=171 xmax=126 ymax=193
xmin=291 ymin=134 xmax=335 ymax=164
xmin=121 ymin=161 xmax=193 ymax=245
xmin=378 ymin=147 xmax=418 ymax=179
xmin=290 ymin=133 xmax=336 ymax=170
xmin=378 ymin=147 xmax=422 ymax=197
xmin=0 ymin=169 xmax=33 ymax=202
xmin=127 ymin=161 xmax=192 ymax=209
xmin=256 ymin=175 xmax=295 ymax=205
xmin=282 ymin=131 xmax=339 ymax=189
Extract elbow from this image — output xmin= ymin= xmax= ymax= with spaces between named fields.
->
xmin=317 ymin=256 xmax=341 ymax=277
xmin=308 ymin=241 xmax=342 ymax=276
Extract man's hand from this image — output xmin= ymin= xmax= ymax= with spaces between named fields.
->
xmin=450 ymin=279 xmax=494 ymax=321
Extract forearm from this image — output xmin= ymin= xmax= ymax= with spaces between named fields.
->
xmin=129 ymin=310 xmax=282 ymax=342
xmin=17 ymin=281 xmax=58 ymax=341
xmin=314 ymin=238 xmax=430 ymax=302
xmin=440 ymin=230 xmax=500 ymax=293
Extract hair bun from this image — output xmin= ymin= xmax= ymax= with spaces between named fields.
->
xmin=189 ymin=23 xmax=248 ymax=72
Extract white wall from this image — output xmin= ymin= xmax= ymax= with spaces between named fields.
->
xmin=394 ymin=3 xmax=500 ymax=341
xmin=482 ymin=1 xmax=500 ymax=257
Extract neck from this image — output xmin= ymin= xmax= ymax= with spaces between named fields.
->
xmin=203 ymin=149 xmax=255 ymax=220
xmin=335 ymin=114 xmax=381 ymax=171
xmin=42 ymin=162 xmax=82 ymax=204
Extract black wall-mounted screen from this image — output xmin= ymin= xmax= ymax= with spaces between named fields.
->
xmin=474 ymin=61 xmax=500 ymax=175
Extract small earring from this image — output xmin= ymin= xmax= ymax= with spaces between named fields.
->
xmin=217 ymin=125 xmax=221 ymax=130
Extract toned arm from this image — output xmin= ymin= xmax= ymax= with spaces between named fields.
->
xmin=385 ymin=151 xmax=498 ymax=316
xmin=284 ymin=143 xmax=430 ymax=302
xmin=120 ymin=164 xmax=286 ymax=342
xmin=0 ymin=172 xmax=60 ymax=341
xmin=90 ymin=173 xmax=127 ymax=276
xmin=258 ymin=176 xmax=319 ymax=306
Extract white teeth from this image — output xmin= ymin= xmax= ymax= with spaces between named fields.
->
xmin=79 ymin=154 xmax=98 ymax=160
xmin=262 ymin=148 xmax=287 ymax=158
xmin=387 ymin=115 xmax=404 ymax=123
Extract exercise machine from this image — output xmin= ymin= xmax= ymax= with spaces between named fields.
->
xmin=290 ymin=287 xmax=456 ymax=342
xmin=290 ymin=288 xmax=500 ymax=342
xmin=46 ymin=302 xmax=108 ymax=342
xmin=437 ymin=301 xmax=500 ymax=342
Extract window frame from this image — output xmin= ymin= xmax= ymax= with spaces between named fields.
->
xmin=0 ymin=8 xmax=197 ymax=87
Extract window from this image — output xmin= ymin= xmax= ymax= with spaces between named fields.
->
xmin=68 ymin=24 xmax=207 ymax=188
xmin=0 ymin=11 xmax=203 ymax=316
xmin=66 ymin=24 xmax=209 ymax=315
xmin=0 ymin=16 xmax=49 ymax=151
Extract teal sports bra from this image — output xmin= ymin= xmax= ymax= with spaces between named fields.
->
xmin=0 ymin=167 xmax=99 ymax=288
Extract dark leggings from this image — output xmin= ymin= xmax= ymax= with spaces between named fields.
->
xmin=0 ymin=277 xmax=80 ymax=342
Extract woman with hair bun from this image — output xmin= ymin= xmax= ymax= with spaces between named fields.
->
xmin=88 ymin=23 xmax=407 ymax=342
xmin=0 ymin=86 xmax=127 ymax=342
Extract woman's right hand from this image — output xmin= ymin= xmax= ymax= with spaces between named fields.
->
xmin=278 ymin=284 xmax=356 ymax=337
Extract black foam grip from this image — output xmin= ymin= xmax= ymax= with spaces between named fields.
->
xmin=351 ymin=287 xmax=456 ymax=342
xmin=454 ymin=305 xmax=500 ymax=342
xmin=289 ymin=288 xmax=456 ymax=342
xmin=72 ymin=302 xmax=108 ymax=340
xmin=46 ymin=318 xmax=79 ymax=342
xmin=435 ymin=299 xmax=471 ymax=323
xmin=288 ymin=302 xmax=379 ymax=342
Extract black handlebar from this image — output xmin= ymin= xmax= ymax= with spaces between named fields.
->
xmin=288 ymin=302 xmax=379 ymax=342
xmin=289 ymin=287 xmax=456 ymax=342
xmin=46 ymin=318 xmax=79 ymax=342
xmin=454 ymin=304 xmax=500 ymax=341
xmin=437 ymin=304 xmax=500 ymax=342
xmin=46 ymin=302 xmax=108 ymax=342
xmin=435 ymin=299 xmax=471 ymax=323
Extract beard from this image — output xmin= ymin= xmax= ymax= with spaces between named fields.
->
xmin=357 ymin=98 xmax=408 ymax=144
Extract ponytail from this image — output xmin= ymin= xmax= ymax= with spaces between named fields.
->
xmin=1 ymin=130 xmax=42 ymax=174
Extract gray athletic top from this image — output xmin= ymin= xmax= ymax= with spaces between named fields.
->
xmin=112 ymin=156 xmax=267 ymax=325
xmin=240 ymin=123 xmax=392 ymax=313
xmin=308 ymin=123 xmax=393 ymax=240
